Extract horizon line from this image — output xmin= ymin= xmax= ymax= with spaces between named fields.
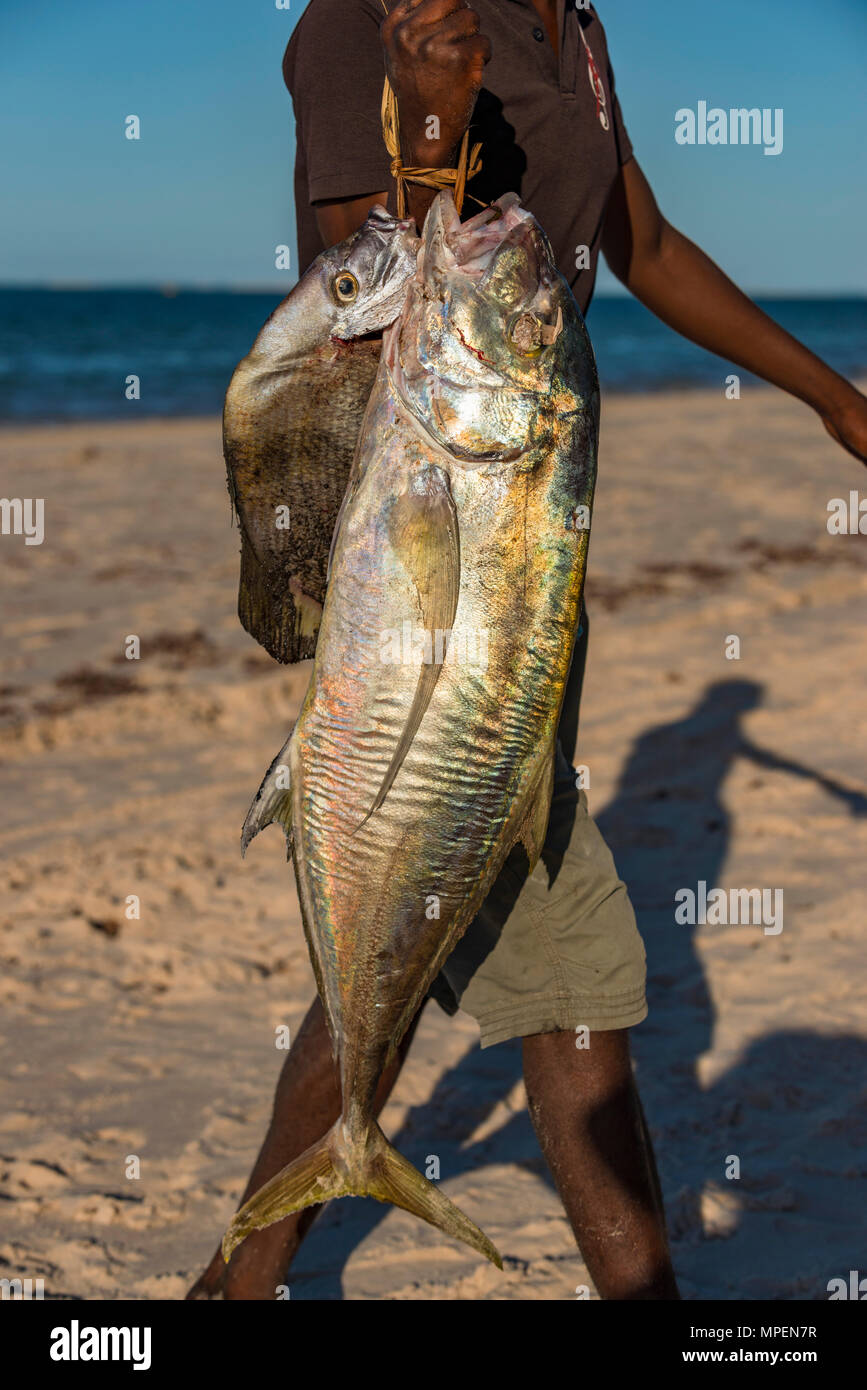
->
xmin=1 ymin=282 xmax=865 ymax=300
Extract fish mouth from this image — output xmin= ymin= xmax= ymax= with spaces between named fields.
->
xmin=426 ymin=191 xmax=538 ymax=282
xmin=366 ymin=203 xmax=418 ymax=238
xmin=366 ymin=204 xmax=422 ymax=269
xmin=373 ymin=216 xmax=422 ymax=312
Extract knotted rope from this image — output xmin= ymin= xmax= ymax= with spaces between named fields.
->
xmin=378 ymin=1 xmax=482 ymax=217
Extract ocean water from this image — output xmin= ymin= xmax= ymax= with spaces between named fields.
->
xmin=0 ymin=287 xmax=864 ymax=422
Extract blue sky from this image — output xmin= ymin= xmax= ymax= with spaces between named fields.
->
xmin=1 ymin=0 xmax=865 ymax=292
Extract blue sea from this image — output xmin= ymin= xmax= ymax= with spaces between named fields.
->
xmin=0 ymin=288 xmax=864 ymax=422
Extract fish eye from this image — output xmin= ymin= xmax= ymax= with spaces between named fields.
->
xmin=508 ymin=311 xmax=544 ymax=357
xmin=332 ymin=270 xmax=359 ymax=304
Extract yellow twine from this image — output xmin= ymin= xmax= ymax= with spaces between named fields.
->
xmin=377 ymin=1 xmax=482 ymax=217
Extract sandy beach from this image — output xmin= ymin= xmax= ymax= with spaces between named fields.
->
xmin=1 ymin=382 xmax=865 ymax=1301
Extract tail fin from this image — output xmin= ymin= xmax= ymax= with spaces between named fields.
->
xmin=222 ymin=1120 xmax=502 ymax=1269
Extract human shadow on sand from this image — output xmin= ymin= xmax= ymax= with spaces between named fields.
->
xmin=288 ymin=679 xmax=867 ymax=1298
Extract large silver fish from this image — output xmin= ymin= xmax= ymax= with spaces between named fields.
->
xmin=223 ymin=206 xmax=418 ymax=662
xmin=224 ymin=192 xmax=599 ymax=1267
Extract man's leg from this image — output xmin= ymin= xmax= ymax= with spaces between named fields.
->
xmin=187 ymin=993 xmax=423 ymax=1300
xmin=523 ymin=1027 xmax=678 ymax=1299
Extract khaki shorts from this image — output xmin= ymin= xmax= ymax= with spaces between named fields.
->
xmin=428 ymin=745 xmax=648 ymax=1047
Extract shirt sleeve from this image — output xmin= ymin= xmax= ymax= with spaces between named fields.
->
xmin=609 ymin=84 xmax=633 ymax=167
xmin=284 ymin=0 xmax=394 ymax=205
xmin=606 ymin=50 xmax=633 ymax=166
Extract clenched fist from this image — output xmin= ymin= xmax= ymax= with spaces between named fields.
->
xmin=381 ymin=0 xmax=491 ymax=167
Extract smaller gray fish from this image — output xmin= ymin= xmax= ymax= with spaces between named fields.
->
xmin=223 ymin=207 xmax=419 ymax=663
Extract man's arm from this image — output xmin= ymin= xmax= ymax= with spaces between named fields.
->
xmin=314 ymin=0 xmax=489 ymax=247
xmin=601 ymin=159 xmax=867 ymax=465
xmin=739 ymin=738 xmax=867 ymax=818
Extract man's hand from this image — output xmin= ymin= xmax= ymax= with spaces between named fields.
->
xmin=381 ymin=0 xmax=490 ymax=168
xmin=314 ymin=0 xmax=490 ymax=245
xmin=820 ymin=388 xmax=867 ymax=467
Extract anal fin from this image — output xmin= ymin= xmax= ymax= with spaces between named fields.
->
xmin=241 ymin=732 xmax=295 ymax=858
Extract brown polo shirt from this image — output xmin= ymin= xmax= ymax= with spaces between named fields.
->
xmin=283 ymin=0 xmax=633 ymax=314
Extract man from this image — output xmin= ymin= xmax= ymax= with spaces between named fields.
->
xmin=189 ymin=0 xmax=867 ymax=1300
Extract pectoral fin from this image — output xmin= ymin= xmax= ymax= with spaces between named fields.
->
xmin=361 ymin=466 xmax=460 ymax=823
